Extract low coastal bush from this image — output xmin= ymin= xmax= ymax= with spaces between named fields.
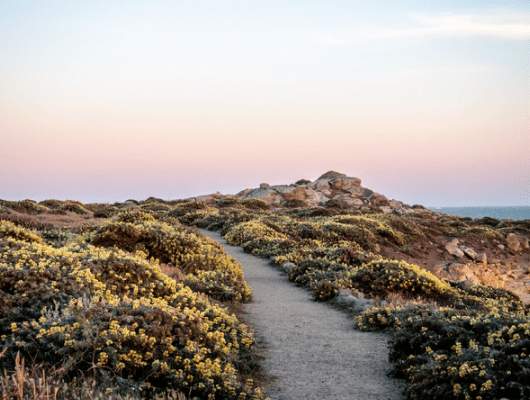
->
xmin=0 ymin=220 xmax=264 ymax=399
xmin=357 ymin=303 xmax=530 ymax=400
xmin=312 ymin=280 xmax=339 ymax=301
xmin=0 ymin=220 xmax=43 ymax=243
xmin=344 ymin=259 xmax=459 ymax=304
xmin=0 ymin=199 xmax=49 ymax=215
xmin=91 ymin=211 xmax=253 ymax=303
xmin=173 ymin=201 xmax=530 ymax=400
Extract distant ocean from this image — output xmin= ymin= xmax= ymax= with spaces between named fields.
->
xmin=427 ymin=206 xmax=530 ymax=221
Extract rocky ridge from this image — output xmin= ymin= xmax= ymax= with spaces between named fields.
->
xmin=189 ymin=170 xmax=420 ymax=214
xmin=186 ymin=171 xmax=530 ymax=303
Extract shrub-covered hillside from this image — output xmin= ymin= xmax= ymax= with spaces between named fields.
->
xmin=2 ymin=193 xmax=530 ymax=400
xmin=170 ymin=199 xmax=530 ymax=400
xmin=0 ymin=208 xmax=265 ymax=400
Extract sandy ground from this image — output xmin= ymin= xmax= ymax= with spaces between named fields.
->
xmin=200 ymin=229 xmax=404 ymax=400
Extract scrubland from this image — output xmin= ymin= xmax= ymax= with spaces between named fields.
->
xmin=1 ymin=197 xmax=530 ymax=400
xmin=0 ymin=200 xmax=265 ymax=400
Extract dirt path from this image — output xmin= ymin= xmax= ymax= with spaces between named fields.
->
xmin=200 ymin=229 xmax=404 ymax=400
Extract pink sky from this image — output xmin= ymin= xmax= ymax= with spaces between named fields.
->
xmin=1 ymin=1 xmax=529 ymax=206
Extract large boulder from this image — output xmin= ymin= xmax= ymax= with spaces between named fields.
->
xmin=315 ymin=180 xmax=331 ymax=190
xmin=305 ymin=189 xmax=331 ymax=206
xmin=329 ymin=177 xmax=362 ymax=190
xmin=236 ymin=188 xmax=253 ymax=197
xmin=317 ymin=171 xmax=348 ymax=180
xmin=369 ymin=193 xmax=390 ymax=207
xmin=316 ymin=171 xmax=362 ymax=187
xmin=330 ymin=194 xmax=363 ymax=208
xmin=388 ymin=200 xmax=404 ymax=209
xmin=243 ymin=188 xmax=283 ymax=206
xmin=445 ymin=242 xmax=465 ymax=258
xmin=280 ymin=187 xmax=310 ymax=201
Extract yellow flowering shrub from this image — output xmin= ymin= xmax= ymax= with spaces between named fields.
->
xmin=91 ymin=212 xmax=252 ymax=302
xmin=345 ymin=259 xmax=459 ymax=303
xmin=0 ymin=221 xmax=263 ymax=399
xmin=175 ymin=201 xmax=530 ymax=400
xmin=0 ymin=199 xmax=49 ymax=215
xmin=0 ymin=220 xmax=43 ymax=243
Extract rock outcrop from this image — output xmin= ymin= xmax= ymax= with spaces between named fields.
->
xmin=222 ymin=170 xmax=422 ymax=212
xmin=433 ymin=260 xmax=530 ymax=303
xmin=181 ymin=170 xmax=530 ymax=303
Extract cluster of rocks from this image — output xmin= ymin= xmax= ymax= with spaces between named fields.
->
xmin=237 ymin=171 xmax=408 ymax=211
xmin=434 ymin=237 xmax=530 ymax=302
xmin=188 ymin=171 xmax=433 ymax=214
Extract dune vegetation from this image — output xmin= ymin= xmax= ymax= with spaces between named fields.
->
xmin=1 ymin=196 xmax=530 ymax=399
xmin=0 ymin=201 xmax=266 ymax=400
xmin=171 ymin=198 xmax=530 ymax=400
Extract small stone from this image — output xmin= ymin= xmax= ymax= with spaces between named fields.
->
xmin=259 ymin=183 xmax=270 ymax=189
xmin=281 ymin=262 xmax=295 ymax=272
xmin=445 ymin=243 xmax=465 ymax=258
xmin=433 ymin=264 xmax=447 ymax=275
xmin=460 ymin=246 xmax=477 ymax=260
xmin=476 ymin=253 xmax=487 ymax=264
xmin=498 ymin=244 xmax=505 ymax=251
xmin=461 ymin=279 xmax=475 ymax=289
xmin=351 ymin=290 xmax=364 ymax=299
xmin=506 ymin=233 xmax=521 ymax=252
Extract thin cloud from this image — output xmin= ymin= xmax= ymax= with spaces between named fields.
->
xmin=398 ymin=64 xmax=495 ymax=77
xmin=385 ymin=10 xmax=530 ymax=39
xmin=317 ymin=9 xmax=530 ymax=46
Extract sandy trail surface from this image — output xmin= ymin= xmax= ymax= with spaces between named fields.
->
xmin=200 ymin=229 xmax=404 ymax=400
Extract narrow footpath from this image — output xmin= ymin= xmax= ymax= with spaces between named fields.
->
xmin=200 ymin=230 xmax=404 ymax=400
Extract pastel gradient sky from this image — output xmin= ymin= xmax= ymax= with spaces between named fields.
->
xmin=1 ymin=0 xmax=529 ymax=206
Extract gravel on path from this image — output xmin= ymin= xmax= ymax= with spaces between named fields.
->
xmin=200 ymin=229 xmax=404 ymax=400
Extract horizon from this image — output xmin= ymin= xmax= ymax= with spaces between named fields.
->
xmin=1 ymin=0 xmax=529 ymax=207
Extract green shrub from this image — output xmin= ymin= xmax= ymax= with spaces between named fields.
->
xmin=0 ymin=220 xmax=42 ymax=243
xmin=295 ymin=179 xmax=311 ymax=185
xmin=0 ymin=233 xmax=263 ymax=399
xmin=312 ymin=280 xmax=339 ymax=301
xmin=2 ymin=200 xmax=49 ymax=214
xmin=60 ymin=201 xmax=90 ymax=215
xmin=91 ymin=214 xmax=253 ymax=302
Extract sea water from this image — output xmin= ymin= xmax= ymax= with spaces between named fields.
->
xmin=427 ymin=206 xmax=530 ymax=221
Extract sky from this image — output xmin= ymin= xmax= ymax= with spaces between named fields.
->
xmin=1 ymin=0 xmax=529 ymax=206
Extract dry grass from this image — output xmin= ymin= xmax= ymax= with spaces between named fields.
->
xmin=384 ymin=291 xmax=438 ymax=308
xmin=0 ymin=349 xmax=188 ymax=400
xmin=159 ymin=263 xmax=185 ymax=282
xmin=34 ymin=212 xmax=103 ymax=229
xmin=0 ymin=213 xmax=54 ymax=231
